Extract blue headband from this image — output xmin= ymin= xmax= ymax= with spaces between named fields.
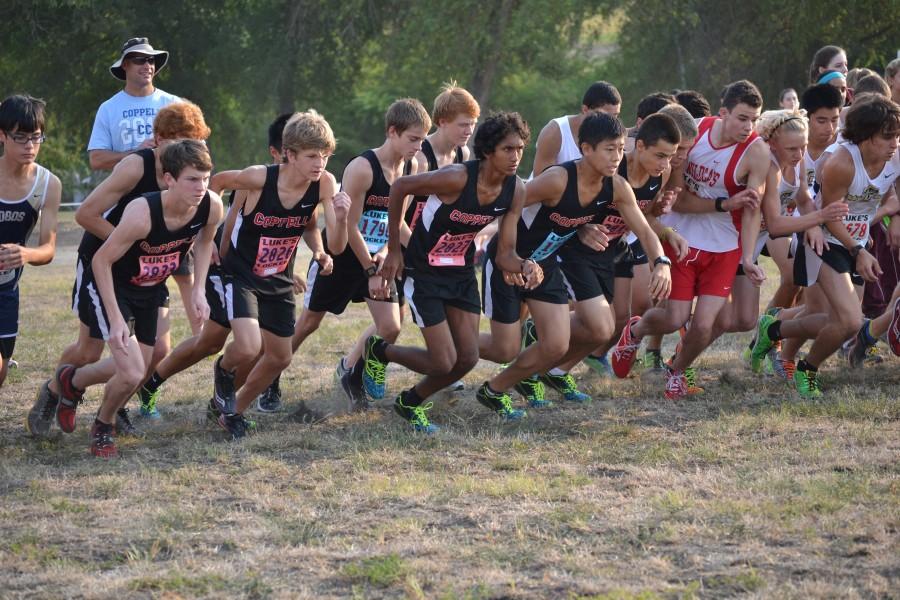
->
xmin=817 ymin=71 xmax=844 ymax=86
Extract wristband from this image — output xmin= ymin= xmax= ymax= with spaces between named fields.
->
xmin=365 ymin=264 xmax=378 ymax=277
xmin=850 ymin=244 xmax=864 ymax=258
xmin=653 ymin=256 xmax=672 ymax=268
xmin=715 ymin=198 xmax=727 ymax=212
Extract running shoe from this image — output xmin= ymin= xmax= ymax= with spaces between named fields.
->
xmin=213 ymin=356 xmax=236 ymax=415
xmin=750 ymin=314 xmax=777 ymax=373
xmin=889 ymin=299 xmax=900 ymax=356
xmin=521 ymin=317 xmax=538 ymax=348
xmin=793 ymin=367 xmax=822 ymax=399
xmin=115 ymin=407 xmax=142 ymax=437
xmin=773 ymin=354 xmax=796 ymax=382
xmin=664 ymin=367 xmax=688 ymax=400
xmin=255 ymin=382 xmax=283 ymax=413
xmin=514 ymin=375 xmax=552 ymax=408
xmin=611 ymin=316 xmax=642 ymax=378
xmin=339 ymin=362 xmax=370 ymax=412
xmin=206 ymin=397 xmax=221 ymax=423
xmin=583 ymin=354 xmax=613 ymax=378
xmin=539 ymin=371 xmax=591 ymax=403
xmin=362 ymin=335 xmax=388 ymax=400
xmin=641 ymin=350 xmax=666 ymax=374
xmin=90 ymin=421 xmax=118 ymax=459
xmin=864 ymin=345 xmax=884 ymax=364
xmin=55 ymin=364 xmax=84 ymax=433
xmin=26 ymin=379 xmax=59 ymax=438
xmin=847 ymin=322 xmax=875 ymax=369
xmin=445 ymin=380 xmax=466 ymax=392
xmin=217 ymin=412 xmax=255 ymax=439
xmin=476 ymin=382 xmax=527 ymax=420
xmin=393 ymin=392 xmax=439 ymax=434
xmin=334 ymin=357 xmax=350 ymax=382
xmin=138 ymin=385 xmax=161 ymax=419
xmin=683 ymin=367 xmax=704 ymax=395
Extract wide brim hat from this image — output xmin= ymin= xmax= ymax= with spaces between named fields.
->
xmin=109 ymin=37 xmax=169 ymax=81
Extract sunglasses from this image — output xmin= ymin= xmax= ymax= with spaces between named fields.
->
xmin=127 ymin=56 xmax=156 ymax=65
xmin=4 ymin=131 xmax=45 ymax=145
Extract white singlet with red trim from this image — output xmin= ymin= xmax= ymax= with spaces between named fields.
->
xmin=666 ymin=116 xmax=760 ymax=252
xmin=823 ymin=142 xmax=899 ymax=246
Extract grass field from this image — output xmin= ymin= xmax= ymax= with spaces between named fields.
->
xmin=1 ymin=213 xmax=898 ymax=599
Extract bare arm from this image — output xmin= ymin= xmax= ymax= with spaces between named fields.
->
xmin=210 ymin=165 xmax=268 ymax=195
xmin=190 ymin=192 xmax=224 ymax=320
xmin=532 ymin=120 xmax=564 ymax=176
xmin=614 ymin=176 xmax=671 ymax=300
xmin=316 ymin=172 xmax=350 ymax=255
xmin=89 ymin=149 xmax=140 ymax=171
xmin=219 ymin=189 xmax=250 ymax=259
xmin=738 ymin=143 xmax=769 ymax=282
xmin=495 ymin=180 xmax=542 ymax=288
xmin=75 ymin=154 xmax=147 ymax=240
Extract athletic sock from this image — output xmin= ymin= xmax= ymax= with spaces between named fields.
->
xmin=860 ymin=321 xmax=877 ymax=346
xmin=349 ymin=359 xmax=363 ymax=385
xmin=548 ymin=367 xmax=567 ymax=376
xmin=403 ymin=386 xmax=424 ymax=407
xmin=797 ymin=359 xmax=817 ymax=372
xmin=144 ymin=371 xmax=166 ymax=393
xmin=767 ymin=320 xmax=782 ymax=342
xmin=271 ymin=373 xmax=281 ymax=393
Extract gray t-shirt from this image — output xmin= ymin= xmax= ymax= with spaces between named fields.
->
xmin=87 ymin=88 xmax=180 ymax=153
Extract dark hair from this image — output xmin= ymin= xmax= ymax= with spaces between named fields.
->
xmin=842 ymin=96 xmax=900 ymax=145
xmin=0 ymin=94 xmax=46 ymax=133
xmin=809 ymin=45 xmax=846 ymax=83
xmin=385 ymin=98 xmax=431 ymax=135
xmin=800 ymin=84 xmax=844 ymax=114
xmin=722 ymin=80 xmax=763 ymax=110
xmin=779 ymin=88 xmax=797 ymax=103
xmin=577 ymin=112 xmax=626 ymax=148
xmin=161 ymin=139 xmax=213 ymax=179
xmin=675 ymin=90 xmax=711 ymax=118
xmin=473 ymin=111 xmax=530 ymax=159
xmin=636 ymin=113 xmax=681 ymax=147
xmin=854 ymin=74 xmax=890 ymax=98
xmin=268 ymin=113 xmax=293 ymax=151
xmin=636 ymin=92 xmax=675 ymax=120
xmin=582 ymin=81 xmax=621 ymax=110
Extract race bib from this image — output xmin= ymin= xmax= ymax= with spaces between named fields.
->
xmin=428 ymin=231 xmax=477 ymax=267
xmin=843 ymin=214 xmax=869 ymax=242
xmin=360 ymin=209 xmax=389 ymax=252
xmin=131 ymin=252 xmax=180 ymax=287
xmin=601 ymin=214 xmax=628 ymax=240
xmin=253 ymin=235 xmax=301 ymax=277
xmin=529 ymin=231 xmax=576 ymax=262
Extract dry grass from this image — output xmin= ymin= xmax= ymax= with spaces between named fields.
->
xmin=1 ymin=213 xmax=897 ymax=599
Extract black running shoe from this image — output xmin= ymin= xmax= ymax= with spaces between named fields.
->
xmin=217 ymin=412 xmax=249 ymax=439
xmin=339 ymin=366 xmax=370 ymax=412
xmin=213 ymin=356 xmax=236 ymax=414
xmin=26 ymin=379 xmax=59 ymax=438
xmin=255 ymin=382 xmax=283 ymax=413
xmin=115 ymin=407 xmax=142 ymax=437
xmin=206 ymin=397 xmax=221 ymax=423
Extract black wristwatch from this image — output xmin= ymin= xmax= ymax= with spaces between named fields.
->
xmin=715 ymin=198 xmax=727 ymax=212
xmin=654 ymin=256 xmax=672 ymax=268
xmin=850 ymin=244 xmax=865 ymax=258
xmin=365 ymin=264 xmax=378 ymax=277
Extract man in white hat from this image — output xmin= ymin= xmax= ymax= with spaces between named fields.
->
xmin=87 ymin=37 xmax=179 ymax=171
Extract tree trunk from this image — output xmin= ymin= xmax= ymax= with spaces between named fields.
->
xmin=469 ymin=0 xmax=518 ymax=110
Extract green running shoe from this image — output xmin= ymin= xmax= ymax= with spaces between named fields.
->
xmin=539 ymin=372 xmax=591 ymax=403
xmin=138 ymin=385 xmax=161 ymax=419
xmin=476 ymin=382 xmax=527 ymax=420
xmin=750 ymin=314 xmax=777 ymax=373
xmin=793 ymin=367 xmax=822 ymax=399
xmin=393 ymin=392 xmax=439 ymax=433
xmin=513 ymin=375 xmax=551 ymax=408
xmin=362 ymin=335 xmax=388 ymax=400
xmin=583 ymin=354 xmax=613 ymax=377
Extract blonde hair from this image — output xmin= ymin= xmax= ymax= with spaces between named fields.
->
xmin=432 ymin=81 xmax=480 ymax=125
xmin=847 ymin=67 xmax=876 ymax=89
xmin=756 ymin=109 xmax=808 ymax=141
xmin=282 ymin=109 xmax=336 ymax=154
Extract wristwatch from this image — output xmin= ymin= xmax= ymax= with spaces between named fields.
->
xmin=364 ymin=264 xmax=379 ymax=277
xmin=850 ymin=244 xmax=865 ymax=258
xmin=715 ymin=198 xmax=727 ymax=212
xmin=654 ymin=256 xmax=672 ymax=267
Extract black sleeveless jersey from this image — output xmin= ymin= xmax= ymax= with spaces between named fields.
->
xmin=111 ymin=191 xmax=210 ymax=297
xmin=0 ymin=164 xmax=50 ymax=291
xmin=404 ymin=139 xmax=464 ymax=230
xmin=223 ymin=164 xmax=319 ymax=295
xmin=486 ymin=161 xmax=605 ymax=266
xmin=405 ymin=160 xmax=517 ymax=279
xmin=78 ymin=148 xmax=160 ymax=259
xmin=616 ymin=156 xmax=661 ymax=228
xmin=209 ymin=190 xmax=234 ymax=278
xmin=556 ymin=160 xmax=617 ymax=260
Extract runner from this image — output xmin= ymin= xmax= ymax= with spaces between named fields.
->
xmin=809 ymin=45 xmax=848 ymax=83
xmin=54 ymin=140 xmax=222 ymax=457
xmin=210 ymin=110 xmax=350 ymax=437
xmin=137 ymin=113 xmax=306 ymax=418
xmin=611 ymin=80 xmax=770 ymax=400
xmin=362 ymin=112 xmax=531 ymax=432
xmin=28 ymin=101 xmax=210 ymax=438
xmin=532 ymin=81 xmax=621 ymax=176
xmin=886 ymin=58 xmax=900 ymax=105
xmin=816 ymin=70 xmax=849 ymax=107
xmin=779 ymin=88 xmax=799 ymax=111
xmin=299 ymin=99 xmax=428 ymax=411
xmin=752 ymin=97 xmax=900 ymax=397
xmin=0 ymin=95 xmax=61 ymax=392
xmin=584 ymin=113 xmax=682 ymax=376
xmin=482 ymin=113 xmax=674 ymax=410
xmin=674 ymin=90 xmax=712 ymax=119
xmin=625 ymin=92 xmax=675 ymax=151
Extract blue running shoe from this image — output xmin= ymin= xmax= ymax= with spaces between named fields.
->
xmin=540 ymin=372 xmax=591 ymax=403
xmin=393 ymin=392 xmax=439 ymax=434
xmin=362 ymin=335 xmax=388 ymax=400
xmin=476 ymin=382 xmax=527 ymax=420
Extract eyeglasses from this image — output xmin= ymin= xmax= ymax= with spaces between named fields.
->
xmin=127 ymin=55 xmax=156 ymax=65
xmin=4 ymin=132 xmax=45 ymax=145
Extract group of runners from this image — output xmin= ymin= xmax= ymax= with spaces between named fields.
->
xmin=3 ymin=39 xmax=900 ymax=458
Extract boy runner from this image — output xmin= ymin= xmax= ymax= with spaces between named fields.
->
xmin=54 ymin=140 xmax=222 ymax=457
xmin=0 ymin=95 xmax=61 ymax=392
